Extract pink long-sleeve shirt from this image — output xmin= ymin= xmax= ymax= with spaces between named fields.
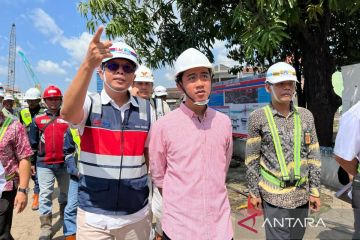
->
xmin=149 ymin=103 xmax=233 ymax=240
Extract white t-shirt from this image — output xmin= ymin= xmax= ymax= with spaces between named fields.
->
xmin=74 ymin=90 xmax=151 ymax=230
xmin=334 ymin=101 xmax=360 ymax=162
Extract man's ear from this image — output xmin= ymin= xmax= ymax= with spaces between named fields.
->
xmin=176 ymin=82 xmax=184 ymax=94
xmin=98 ymin=66 xmax=104 ymax=81
xmin=265 ymin=84 xmax=271 ymax=94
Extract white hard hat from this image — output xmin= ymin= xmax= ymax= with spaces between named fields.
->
xmin=174 ymin=48 xmax=213 ymax=78
xmin=154 ymin=86 xmax=168 ymax=96
xmin=134 ymin=65 xmax=154 ymax=83
xmin=266 ymin=62 xmax=298 ymax=84
xmin=102 ymin=42 xmax=139 ymax=69
xmin=25 ymin=87 xmax=42 ymax=100
xmin=4 ymin=93 xmax=14 ymax=101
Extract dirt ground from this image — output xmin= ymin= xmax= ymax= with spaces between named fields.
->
xmin=10 ymin=160 xmax=353 ymax=240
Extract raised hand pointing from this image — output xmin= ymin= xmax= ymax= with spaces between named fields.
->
xmin=85 ymin=26 xmax=113 ymax=69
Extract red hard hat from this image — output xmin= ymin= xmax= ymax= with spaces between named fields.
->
xmin=43 ymin=85 xmax=62 ymax=99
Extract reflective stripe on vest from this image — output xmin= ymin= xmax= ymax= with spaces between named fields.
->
xmin=260 ymin=167 xmax=307 ymax=188
xmin=70 ymin=128 xmax=81 ymax=157
xmin=262 ymin=105 xmax=302 ymax=184
xmin=0 ymin=117 xmax=16 ymax=181
xmin=88 ymin=93 xmax=148 ymax=121
xmin=20 ymin=108 xmax=32 ymax=127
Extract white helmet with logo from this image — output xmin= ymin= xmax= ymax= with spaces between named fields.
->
xmin=154 ymin=86 xmax=168 ymax=97
xmin=4 ymin=93 xmax=14 ymax=101
xmin=25 ymin=87 xmax=42 ymax=100
xmin=266 ymin=62 xmax=298 ymax=84
xmin=102 ymin=42 xmax=139 ymax=69
xmin=174 ymin=48 xmax=212 ymax=78
xmin=134 ymin=65 xmax=154 ymax=83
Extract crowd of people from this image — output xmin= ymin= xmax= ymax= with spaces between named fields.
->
xmin=0 ymin=25 xmax=359 ymax=240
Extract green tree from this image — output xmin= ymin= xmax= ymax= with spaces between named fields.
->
xmin=78 ymin=0 xmax=360 ymax=146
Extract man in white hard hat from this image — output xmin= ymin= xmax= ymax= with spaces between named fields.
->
xmin=19 ymin=87 xmax=45 ymax=211
xmin=61 ymin=26 xmax=152 ymax=240
xmin=134 ymin=66 xmax=171 ymax=119
xmin=334 ymin=101 xmax=360 ymax=239
xmin=153 ymin=86 xmax=167 ymax=101
xmin=133 ymin=65 xmax=154 ymax=99
xmin=149 ymin=48 xmax=234 ymax=240
xmin=153 ymin=85 xmax=171 ymax=114
xmin=132 ymin=66 xmax=170 ymax=240
xmin=2 ymin=93 xmax=17 ymax=119
xmin=245 ymin=62 xmax=321 ymax=239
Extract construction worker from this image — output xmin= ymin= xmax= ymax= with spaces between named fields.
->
xmin=133 ymin=65 xmax=171 ymax=119
xmin=63 ymin=128 xmax=81 ymax=240
xmin=245 ymin=62 xmax=321 ymax=239
xmin=132 ymin=65 xmax=153 ymax=98
xmin=153 ymin=86 xmax=168 ymax=101
xmin=153 ymin=85 xmax=171 ymax=114
xmin=149 ymin=48 xmax=234 ymax=240
xmin=133 ymin=66 xmax=170 ymax=240
xmin=0 ymin=100 xmax=33 ymax=240
xmin=29 ymin=85 xmax=70 ymax=240
xmin=2 ymin=93 xmax=18 ymax=119
xmin=61 ymin=27 xmax=152 ymax=240
xmin=334 ymin=101 xmax=360 ymax=239
xmin=19 ymin=87 xmax=45 ymax=211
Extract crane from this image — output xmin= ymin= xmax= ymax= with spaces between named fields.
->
xmin=7 ymin=24 xmax=16 ymax=93
xmin=17 ymin=50 xmax=41 ymax=90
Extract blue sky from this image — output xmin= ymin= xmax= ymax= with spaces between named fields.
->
xmin=0 ymin=0 xmax=237 ymax=93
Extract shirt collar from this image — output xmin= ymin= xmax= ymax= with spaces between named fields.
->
xmin=269 ymin=101 xmax=297 ymax=117
xmin=100 ymin=89 xmax=139 ymax=108
xmin=179 ymin=102 xmax=209 ymax=119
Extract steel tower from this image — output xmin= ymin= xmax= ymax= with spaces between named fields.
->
xmin=7 ymin=23 xmax=16 ymax=93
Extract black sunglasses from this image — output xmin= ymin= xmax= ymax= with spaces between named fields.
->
xmin=104 ymin=62 xmax=136 ymax=73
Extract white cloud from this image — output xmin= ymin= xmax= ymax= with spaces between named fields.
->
xmin=213 ymin=39 xmax=225 ymax=49
xmin=164 ymin=70 xmax=176 ymax=81
xmin=212 ymin=40 xmax=238 ymax=67
xmin=0 ymin=65 xmax=7 ymax=76
xmin=61 ymin=60 xmax=72 ymax=68
xmin=29 ymin=9 xmax=93 ymax=65
xmin=60 ymin=32 xmax=92 ymax=63
xmin=30 ymin=8 xmax=63 ymax=43
xmin=64 ymin=77 xmax=72 ymax=82
xmin=0 ymin=56 xmax=7 ymax=63
xmin=36 ymin=60 xmax=66 ymax=75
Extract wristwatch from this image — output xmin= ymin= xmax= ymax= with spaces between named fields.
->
xmin=17 ymin=187 xmax=30 ymax=194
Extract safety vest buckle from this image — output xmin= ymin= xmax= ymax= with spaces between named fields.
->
xmin=280 ymin=177 xmax=297 ymax=188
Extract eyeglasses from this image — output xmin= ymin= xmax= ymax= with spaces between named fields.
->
xmin=104 ymin=62 xmax=136 ymax=73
